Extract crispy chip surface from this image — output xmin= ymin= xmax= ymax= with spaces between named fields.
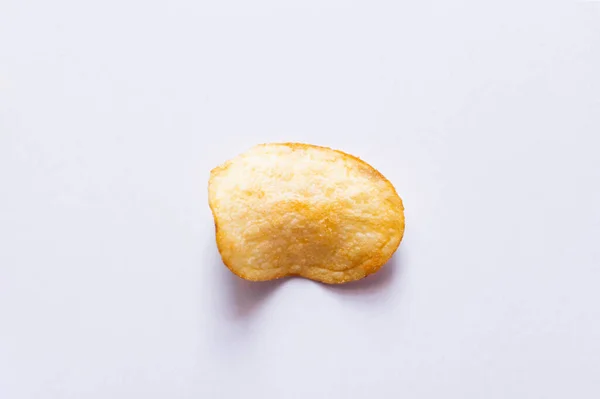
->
xmin=208 ymin=143 xmax=405 ymax=284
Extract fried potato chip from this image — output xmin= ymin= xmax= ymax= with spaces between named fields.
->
xmin=208 ymin=143 xmax=405 ymax=284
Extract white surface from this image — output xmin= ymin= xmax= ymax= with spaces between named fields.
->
xmin=1 ymin=1 xmax=600 ymax=398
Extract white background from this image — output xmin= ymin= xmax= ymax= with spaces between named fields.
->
xmin=1 ymin=1 xmax=600 ymax=398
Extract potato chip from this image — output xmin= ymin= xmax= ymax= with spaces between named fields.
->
xmin=208 ymin=143 xmax=405 ymax=284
